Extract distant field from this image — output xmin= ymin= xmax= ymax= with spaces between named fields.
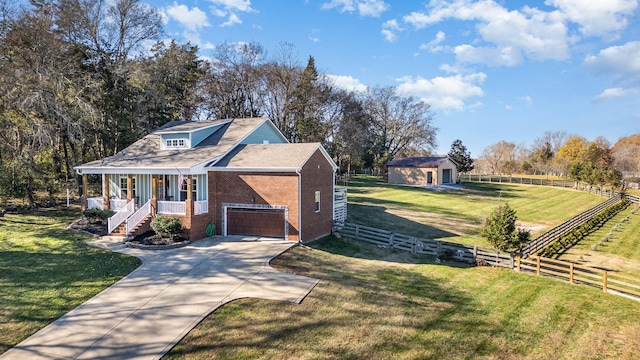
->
xmin=345 ymin=175 xmax=605 ymax=246
xmin=560 ymin=204 xmax=640 ymax=277
xmin=166 ymin=236 xmax=640 ymax=360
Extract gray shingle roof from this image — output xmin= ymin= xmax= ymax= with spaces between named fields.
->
xmin=213 ymin=143 xmax=324 ymax=170
xmin=386 ymin=156 xmax=450 ymax=168
xmin=76 ymin=118 xmax=266 ymax=172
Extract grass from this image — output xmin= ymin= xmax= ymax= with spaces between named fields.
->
xmin=165 ymin=236 xmax=640 ymax=360
xmin=346 ymin=175 xmax=605 ymax=246
xmin=559 ymin=204 xmax=640 ymax=277
xmin=0 ymin=206 xmax=141 ymax=354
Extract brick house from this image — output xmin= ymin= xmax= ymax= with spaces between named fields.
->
xmin=387 ymin=156 xmax=459 ymax=186
xmin=74 ymin=117 xmax=340 ymax=242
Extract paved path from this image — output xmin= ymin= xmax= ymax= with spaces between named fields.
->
xmin=1 ymin=236 xmax=318 ymax=360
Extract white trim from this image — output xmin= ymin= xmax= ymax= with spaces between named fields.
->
xmin=297 ymin=169 xmax=302 ymax=242
xmin=208 ymin=167 xmax=300 ymax=173
xmin=154 ymin=120 xmax=232 ymax=135
xmin=298 ymin=144 xmax=338 ymax=171
xmin=221 ymin=203 xmax=289 ymax=240
xmin=75 ymin=167 xmax=202 ymax=175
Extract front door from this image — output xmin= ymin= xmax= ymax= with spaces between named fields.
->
xmin=442 ymin=169 xmax=452 ymax=184
xmin=427 ymin=171 xmax=433 ymax=185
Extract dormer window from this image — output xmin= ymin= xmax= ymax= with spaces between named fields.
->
xmin=166 ymin=139 xmax=187 ymax=148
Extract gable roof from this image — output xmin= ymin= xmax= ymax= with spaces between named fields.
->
xmin=75 ymin=117 xmax=275 ymax=174
xmin=212 ymin=143 xmax=338 ymax=172
xmin=386 ymin=155 xmax=453 ymax=168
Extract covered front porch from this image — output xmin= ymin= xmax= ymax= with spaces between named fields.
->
xmin=81 ymin=172 xmax=208 ymax=235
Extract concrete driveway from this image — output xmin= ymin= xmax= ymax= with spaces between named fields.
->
xmin=0 ymin=236 xmax=318 ymax=360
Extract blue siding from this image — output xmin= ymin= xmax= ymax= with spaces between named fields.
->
xmin=241 ymin=121 xmax=287 ymax=144
xmin=191 ymin=124 xmax=223 ymax=146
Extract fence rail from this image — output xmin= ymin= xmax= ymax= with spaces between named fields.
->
xmin=335 ymin=222 xmax=640 ymax=300
xmin=460 ymin=174 xmax=615 ymax=196
xmin=336 ymin=222 xmax=513 ymax=268
xmin=516 ymin=256 xmax=640 ymax=298
xmin=521 ymin=194 xmax=622 ymax=257
xmin=157 ymin=201 xmax=186 ymax=215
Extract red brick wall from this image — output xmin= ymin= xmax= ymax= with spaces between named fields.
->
xmin=300 ymin=150 xmax=334 ymax=242
xmin=208 ymin=171 xmax=300 ymax=241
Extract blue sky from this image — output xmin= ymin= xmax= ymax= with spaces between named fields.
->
xmin=149 ymin=0 xmax=640 ymax=156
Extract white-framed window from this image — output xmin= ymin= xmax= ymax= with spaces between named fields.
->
xmin=315 ymin=191 xmax=321 ymax=213
xmin=165 ymin=138 xmax=187 ymax=148
xmin=180 ymin=178 xmax=197 ymax=201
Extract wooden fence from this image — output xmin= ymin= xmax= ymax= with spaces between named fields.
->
xmin=335 ymin=222 xmax=514 ymax=268
xmin=516 ymin=256 xmax=640 ymax=298
xmin=460 ymin=174 xmax=617 ymax=197
xmin=521 ymin=194 xmax=622 ymax=257
xmin=334 ymin=222 xmax=640 ymax=300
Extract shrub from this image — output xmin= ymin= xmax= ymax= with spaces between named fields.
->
xmin=83 ymin=208 xmax=114 ymax=221
xmin=481 ymin=202 xmax=530 ymax=252
xmin=150 ymin=216 xmax=183 ymax=241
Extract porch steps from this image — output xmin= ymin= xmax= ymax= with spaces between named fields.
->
xmin=109 ymin=215 xmax=153 ymax=237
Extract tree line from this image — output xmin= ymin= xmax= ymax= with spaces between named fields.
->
xmin=477 ymin=131 xmax=640 ymax=191
xmin=0 ymin=0 xmax=437 ymax=205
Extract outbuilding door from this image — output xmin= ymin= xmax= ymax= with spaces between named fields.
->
xmin=223 ymin=204 xmax=288 ymax=239
xmin=442 ymin=169 xmax=452 ymax=184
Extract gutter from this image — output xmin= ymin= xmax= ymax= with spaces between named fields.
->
xmin=297 ymin=168 xmax=302 ymax=243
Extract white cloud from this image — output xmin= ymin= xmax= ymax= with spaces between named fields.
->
xmin=505 ymin=105 xmax=512 ymax=110
xmin=208 ymin=0 xmax=254 ymax=27
xmin=585 ymin=41 xmax=640 ymax=76
xmin=221 ymin=12 xmax=242 ymax=27
xmin=357 ymin=0 xmax=389 ymax=17
xmin=395 ymin=72 xmax=487 ymax=111
xmin=454 ymin=44 xmax=523 ymax=66
xmin=403 ymin=0 xmax=570 ymax=65
xmin=209 ymin=0 xmax=253 ymax=12
xmin=519 ymin=95 xmax=533 ymax=105
xmin=546 ymin=0 xmax=638 ymax=38
xmin=326 ymin=74 xmax=368 ymax=92
xmin=322 ymin=0 xmax=389 ymax=17
xmin=166 ymin=3 xmax=210 ymax=32
xmin=593 ymin=87 xmax=640 ymax=102
xmin=419 ymin=31 xmax=446 ymax=53
xmin=381 ymin=19 xmax=401 ymax=42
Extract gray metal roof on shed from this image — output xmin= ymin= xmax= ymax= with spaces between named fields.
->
xmin=386 ymin=156 xmax=450 ymax=168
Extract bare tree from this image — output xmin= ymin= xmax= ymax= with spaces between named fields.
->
xmin=481 ymin=141 xmax=516 ymax=175
xmin=364 ymin=86 xmax=437 ymax=169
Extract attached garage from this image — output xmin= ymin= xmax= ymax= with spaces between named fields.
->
xmin=223 ymin=204 xmax=289 ymax=239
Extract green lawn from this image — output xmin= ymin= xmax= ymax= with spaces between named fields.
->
xmin=346 ymin=175 xmax=605 ymax=246
xmin=0 ymin=207 xmax=140 ymax=354
xmin=166 ymin=236 xmax=640 ymax=360
xmin=560 ymin=204 xmax=640 ymax=277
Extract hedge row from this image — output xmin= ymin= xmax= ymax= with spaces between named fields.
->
xmin=538 ymin=199 xmax=629 ymax=258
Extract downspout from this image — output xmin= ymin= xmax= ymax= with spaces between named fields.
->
xmin=297 ymin=168 xmax=302 ymax=243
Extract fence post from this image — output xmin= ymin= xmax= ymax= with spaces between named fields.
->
xmin=437 ymin=241 xmax=442 ymax=256
xmin=603 ymin=271 xmax=608 ymax=293
xmin=473 ymin=246 xmax=478 ymax=259
xmin=389 ymin=233 xmax=394 ymax=247
xmin=509 ymin=253 xmax=514 ymax=269
xmin=516 ymin=256 xmax=521 ymax=272
xmin=536 ymin=256 xmax=541 ymax=276
xmin=569 ymin=263 xmax=574 ymax=284
xmin=412 ymin=237 xmax=416 ymax=254
xmin=355 ymin=224 xmax=360 ymax=239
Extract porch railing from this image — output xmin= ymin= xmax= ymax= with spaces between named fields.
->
xmin=87 ymin=197 xmax=104 ymax=210
xmin=110 ymin=199 xmax=128 ymax=211
xmin=126 ymin=200 xmax=151 ymax=235
xmin=108 ymin=200 xmax=134 ymax=234
xmin=158 ymin=201 xmax=186 ymax=215
xmin=195 ymin=200 xmax=208 ymax=215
